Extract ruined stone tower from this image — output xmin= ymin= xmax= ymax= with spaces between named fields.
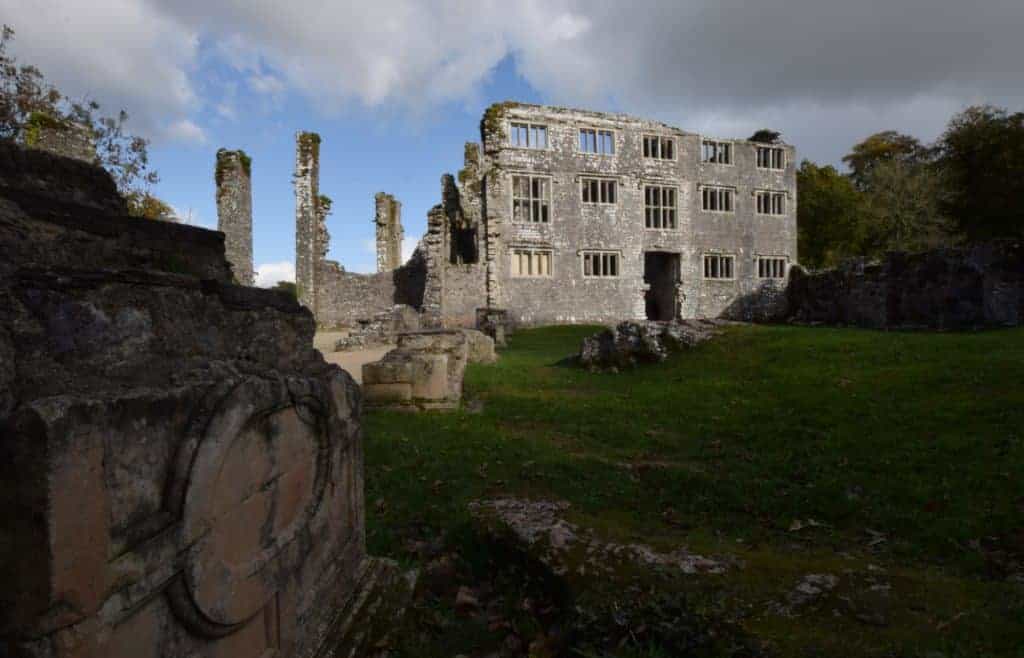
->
xmin=375 ymin=192 xmax=403 ymax=272
xmin=295 ymin=132 xmax=321 ymax=309
xmin=215 ymin=149 xmax=254 ymax=285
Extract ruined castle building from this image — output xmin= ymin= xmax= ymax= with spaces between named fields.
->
xmin=375 ymin=192 xmax=404 ymax=272
xmin=475 ymin=104 xmax=798 ymax=325
xmin=297 ymin=103 xmax=796 ymax=330
xmin=294 ymin=132 xmax=321 ymax=309
xmin=215 ymin=149 xmax=254 ymax=285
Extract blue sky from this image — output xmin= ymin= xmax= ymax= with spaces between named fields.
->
xmin=150 ymin=57 xmax=548 ymax=282
xmin=3 ymin=0 xmax=1022 ymax=285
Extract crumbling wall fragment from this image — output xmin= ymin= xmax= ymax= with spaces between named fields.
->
xmin=215 ymin=148 xmax=254 ymax=285
xmin=295 ymin=131 xmax=321 ymax=310
xmin=375 ymin=192 xmax=403 ymax=272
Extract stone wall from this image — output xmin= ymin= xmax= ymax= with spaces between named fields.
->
xmin=298 ymin=102 xmax=797 ymax=330
xmin=216 ymin=149 xmax=254 ymax=285
xmin=0 ymin=141 xmax=409 ymax=658
xmin=786 ymin=242 xmax=1024 ymax=330
xmin=27 ymin=118 xmax=96 ymax=163
xmin=478 ymin=103 xmax=798 ymax=326
xmin=375 ymin=192 xmax=403 ymax=272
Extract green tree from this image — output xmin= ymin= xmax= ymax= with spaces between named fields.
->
xmin=860 ymin=159 xmax=956 ymax=253
xmin=843 ymin=130 xmax=926 ymax=191
xmin=935 ymin=104 xmax=1024 ymax=241
xmin=0 ymin=24 xmax=159 ymax=197
xmin=748 ymin=129 xmax=781 ymax=143
xmin=125 ymin=191 xmax=177 ymax=221
xmin=796 ymin=160 xmax=869 ymax=268
xmin=272 ymin=281 xmax=298 ymax=298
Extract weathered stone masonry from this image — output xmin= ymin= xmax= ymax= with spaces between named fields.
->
xmin=0 ymin=140 xmax=411 ymax=658
xmin=299 ymin=102 xmax=797 ymax=331
xmin=294 ymin=131 xmax=321 ymax=310
xmin=215 ymin=149 xmax=254 ymax=285
xmin=375 ymin=192 xmax=403 ymax=272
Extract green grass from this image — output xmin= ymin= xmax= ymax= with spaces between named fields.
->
xmin=364 ymin=325 xmax=1024 ymax=657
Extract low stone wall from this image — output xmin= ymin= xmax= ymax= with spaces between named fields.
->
xmin=315 ymin=254 xmax=426 ymax=329
xmin=787 ymin=242 xmax=1024 ymax=330
xmin=0 ymin=142 xmax=411 ymax=658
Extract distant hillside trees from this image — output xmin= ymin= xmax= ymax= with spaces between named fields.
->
xmin=0 ymin=24 xmax=169 ymax=219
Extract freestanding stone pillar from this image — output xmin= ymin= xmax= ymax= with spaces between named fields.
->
xmin=216 ymin=149 xmax=254 ymax=285
xmin=294 ymin=132 xmax=321 ymax=311
xmin=0 ymin=139 xmax=412 ymax=658
xmin=375 ymin=192 xmax=403 ymax=272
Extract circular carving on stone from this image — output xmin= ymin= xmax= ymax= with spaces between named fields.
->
xmin=170 ymin=377 xmax=328 ymax=633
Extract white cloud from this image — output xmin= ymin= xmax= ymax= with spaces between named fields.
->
xmin=401 ymin=237 xmax=418 ymax=264
xmin=255 ymin=261 xmax=295 ymax=287
xmin=163 ymin=119 xmax=207 ymax=145
xmin=1 ymin=0 xmax=200 ymax=140
xmin=5 ymin=0 xmax=1023 ymax=165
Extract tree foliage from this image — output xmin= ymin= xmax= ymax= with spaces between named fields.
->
xmin=125 ymin=191 xmax=177 ymax=222
xmin=1 ymin=24 xmax=159 ymax=200
xmin=272 ymin=281 xmax=298 ymax=298
xmin=748 ymin=129 xmax=781 ymax=143
xmin=936 ymin=105 xmax=1024 ymax=241
xmin=796 ymin=160 xmax=869 ymax=268
xmin=842 ymin=130 xmax=926 ymax=191
xmin=861 ymin=159 xmax=955 ymax=253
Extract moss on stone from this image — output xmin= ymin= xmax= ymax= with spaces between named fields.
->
xmin=215 ymin=149 xmax=252 ymax=191
xmin=24 ymin=111 xmax=68 ymax=147
xmin=479 ymin=101 xmax=518 ymax=147
xmin=298 ymin=132 xmax=322 ymax=157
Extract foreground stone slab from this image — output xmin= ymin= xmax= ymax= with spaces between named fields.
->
xmin=0 ymin=140 xmax=411 ymax=658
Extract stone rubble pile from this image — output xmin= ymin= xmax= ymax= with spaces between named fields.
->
xmin=578 ymin=319 xmax=730 ymax=371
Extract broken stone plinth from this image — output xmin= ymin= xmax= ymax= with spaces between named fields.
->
xmin=362 ymin=349 xmax=454 ymax=410
xmin=579 ymin=320 xmax=728 ymax=372
xmin=362 ymin=329 xmax=489 ymax=411
xmin=461 ymin=328 xmax=496 ymax=364
xmin=0 ymin=140 xmax=412 ymax=658
xmin=475 ymin=307 xmax=509 ymax=347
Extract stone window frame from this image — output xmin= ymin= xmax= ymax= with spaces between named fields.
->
xmin=703 ymin=252 xmax=736 ymax=280
xmin=510 ymin=246 xmax=554 ymax=278
xmin=700 ymin=139 xmax=734 ymax=166
xmin=643 ymin=184 xmax=679 ymax=230
xmin=578 ymin=126 xmax=616 ymax=156
xmin=756 ymin=255 xmax=788 ymax=279
xmin=510 ymin=173 xmax=553 ymax=224
xmin=642 ymin=134 xmax=676 ymax=161
xmin=755 ymin=146 xmax=786 ymax=170
xmin=580 ymin=249 xmax=621 ymax=278
xmin=754 ymin=189 xmax=787 ymax=216
xmin=699 ymin=184 xmax=736 ymax=214
xmin=580 ymin=176 xmax=618 ymax=205
xmin=508 ymin=121 xmax=550 ymax=150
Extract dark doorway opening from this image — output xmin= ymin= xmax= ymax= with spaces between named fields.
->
xmin=450 ymin=226 xmax=478 ymax=264
xmin=644 ymin=252 xmax=680 ymax=321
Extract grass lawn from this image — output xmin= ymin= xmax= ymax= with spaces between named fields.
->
xmin=364 ymin=324 xmax=1024 ymax=657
